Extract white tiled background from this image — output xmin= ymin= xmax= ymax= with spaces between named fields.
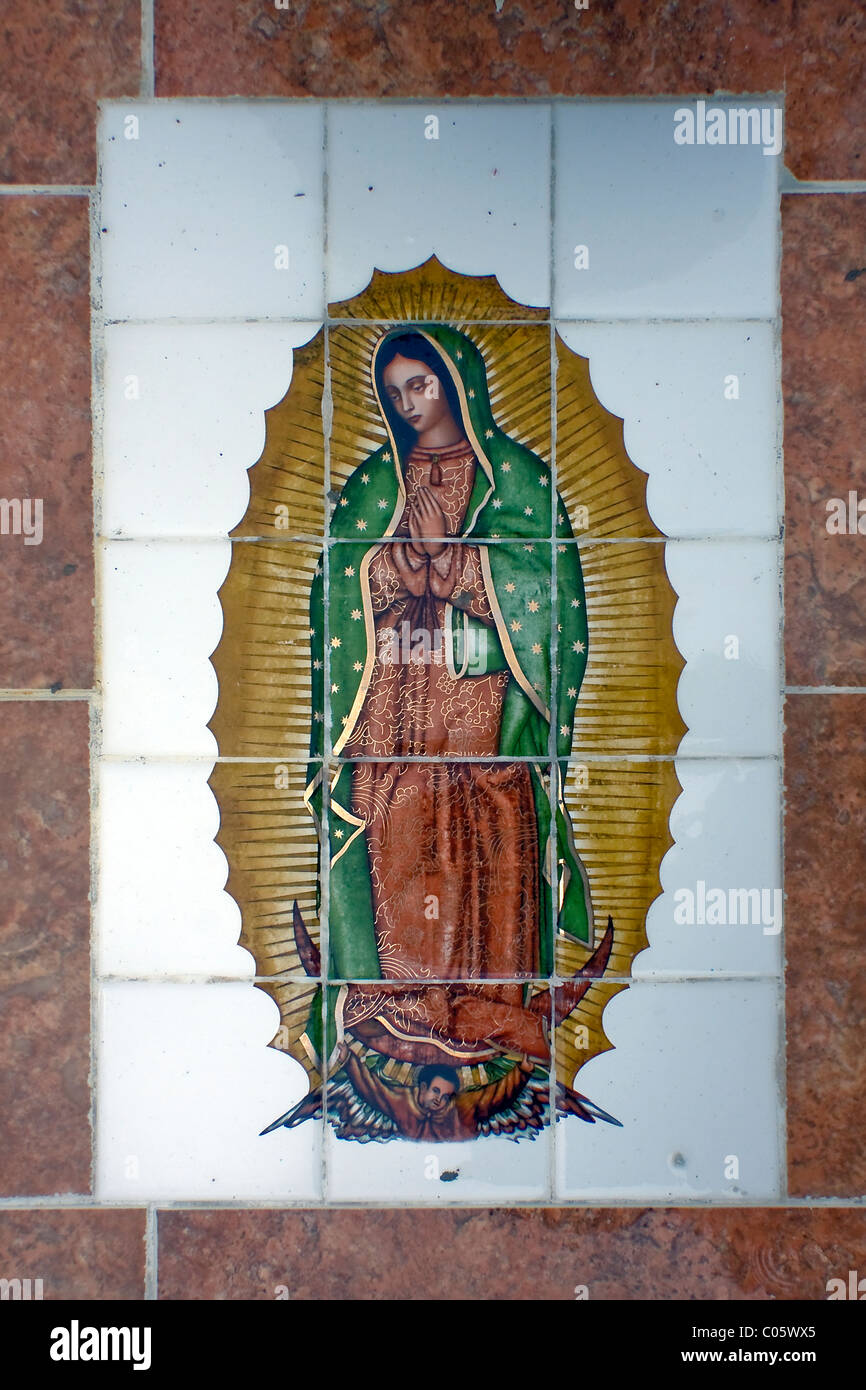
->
xmin=97 ymin=99 xmax=783 ymax=1202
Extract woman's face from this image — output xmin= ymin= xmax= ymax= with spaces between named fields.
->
xmin=381 ymin=353 xmax=457 ymax=438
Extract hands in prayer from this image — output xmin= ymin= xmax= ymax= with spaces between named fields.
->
xmin=407 ymin=486 xmax=447 ymax=557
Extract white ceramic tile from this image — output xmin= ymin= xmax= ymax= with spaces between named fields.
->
xmin=100 ymin=539 xmax=229 ymax=757
xmin=97 ymin=982 xmax=320 ymax=1200
xmin=98 ymin=761 xmax=252 ymax=979
xmin=326 ymin=104 xmax=551 ymax=310
xmin=558 ymin=321 xmax=780 ymax=539
xmin=102 ymin=322 xmax=320 ymax=538
xmin=99 ymin=102 xmax=324 ymax=320
xmin=557 ymin=980 xmax=782 ymax=1199
xmin=636 ymin=758 xmax=782 ymax=978
xmin=668 ymin=539 xmax=782 ymax=758
xmin=93 ymin=101 xmax=786 ymax=1208
xmin=325 ymin=1100 xmax=551 ymax=1204
xmin=553 ymin=101 xmax=780 ymax=319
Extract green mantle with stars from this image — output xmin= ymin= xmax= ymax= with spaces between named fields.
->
xmin=303 ymin=323 xmax=593 ymax=1063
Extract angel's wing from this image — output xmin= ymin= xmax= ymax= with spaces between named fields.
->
xmin=324 ymin=1073 xmax=403 ymax=1144
xmin=475 ymin=1072 xmax=550 ymax=1141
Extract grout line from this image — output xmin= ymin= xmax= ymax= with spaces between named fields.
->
xmin=145 ymin=1194 xmax=861 ymax=1208
xmin=320 ymin=103 xmax=331 ymax=1206
xmin=548 ymin=108 xmax=558 ymax=1203
xmin=102 ymin=315 xmax=779 ymax=328
xmin=88 ymin=183 xmax=105 ymax=1206
xmin=96 ymin=973 xmax=785 ymax=986
xmin=781 ymin=181 xmax=866 ymax=194
xmin=773 ymin=151 xmax=788 ymax=1200
xmin=89 ymin=146 xmax=109 ymax=1207
xmin=785 ymin=685 xmax=866 ymax=694
xmin=0 ymin=690 xmax=95 ymax=700
xmin=782 ymin=187 xmax=866 ymax=195
xmin=140 ymin=0 xmax=156 ymax=99
xmin=0 ymin=185 xmax=92 ymax=196
xmin=144 ymin=1206 xmax=158 ymax=1299
xmin=87 ymin=700 xmax=102 ymax=1198
xmin=94 ymin=532 xmax=785 ymax=544
xmin=95 ymin=752 xmax=784 ymax=765
xmin=94 ymin=94 xmax=787 ymax=108
xmin=0 ymin=1194 xmax=863 ymax=1210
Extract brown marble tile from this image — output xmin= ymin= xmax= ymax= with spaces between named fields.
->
xmin=0 ymin=1210 xmax=145 ymax=1299
xmin=155 ymin=0 xmax=790 ymax=99
xmin=158 ymin=1206 xmax=866 ymax=1300
xmin=785 ymin=694 xmax=866 ymax=1197
xmin=785 ymin=2 xmax=866 ymax=181
xmin=0 ymin=703 xmax=92 ymax=1196
xmin=783 ymin=195 xmax=866 ymax=688
xmin=0 ymin=197 xmax=94 ymax=691
xmin=0 ymin=2 xmax=140 ymax=185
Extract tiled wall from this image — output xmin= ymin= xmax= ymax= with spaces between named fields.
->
xmin=1 ymin=1 xmax=864 ymax=1301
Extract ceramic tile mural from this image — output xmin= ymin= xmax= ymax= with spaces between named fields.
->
xmin=96 ymin=99 xmax=783 ymax=1202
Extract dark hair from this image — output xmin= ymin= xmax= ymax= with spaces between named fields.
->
xmin=374 ymin=331 xmax=463 ymax=458
xmin=417 ymin=1063 xmax=460 ymax=1092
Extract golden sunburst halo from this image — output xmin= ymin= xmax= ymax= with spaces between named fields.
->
xmin=209 ymin=256 xmax=685 ymax=1096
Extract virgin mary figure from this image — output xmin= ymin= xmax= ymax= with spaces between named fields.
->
xmin=301 ymin=324 xmax=595 ymax=1078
